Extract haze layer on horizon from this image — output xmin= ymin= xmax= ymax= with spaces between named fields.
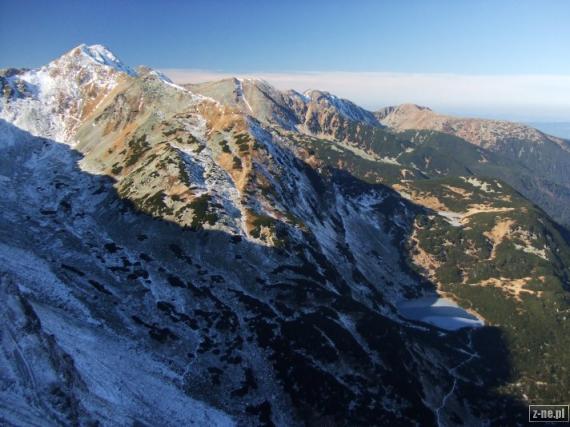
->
xmin=163 ymin=69 xmax=570 ymax=122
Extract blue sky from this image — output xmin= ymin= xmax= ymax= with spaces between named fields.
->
xmin=1 ymin=0 xmax=569 ymax=120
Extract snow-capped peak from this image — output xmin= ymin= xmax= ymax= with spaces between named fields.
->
xmin=0 ymin=44 xmax=137 ymax=143
xmin=63 ymin=44 xmax=137 ymax=77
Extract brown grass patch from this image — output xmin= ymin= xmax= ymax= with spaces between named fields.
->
xmin=483 ymin=218 xmax=515 ymax=259
xmin=470 ymin=276 xmax=545 ymax=302
xmin=409 ymin=221 xmax=441 ymax=280
xmin=442 ymin=185 xmax=473 ymax=198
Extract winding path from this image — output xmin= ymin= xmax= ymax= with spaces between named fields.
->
xmin=435 ymin=331 xmax=478 ymax=426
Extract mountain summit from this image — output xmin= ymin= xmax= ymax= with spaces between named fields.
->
xmin=71 ymin=43 xmax=137 ymax=76
xmin=0 ymin=44 xmax=136 ymax=142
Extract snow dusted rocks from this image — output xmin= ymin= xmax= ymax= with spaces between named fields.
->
xmin=0 ymin=44 xmax=136 ymax=144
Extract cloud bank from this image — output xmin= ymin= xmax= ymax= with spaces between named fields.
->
xmin=161 ymin=69 xmax=570 ymax=122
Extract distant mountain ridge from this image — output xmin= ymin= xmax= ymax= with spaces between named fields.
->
xmin=185 ymin=77 xmax=570 ymax=227
xmin=375 ymin=103 xmax=569 ymax=150
xmin=185 ymin=78 xmax=381 ymax=135
xmin=372 ymin=103 xmax=570 ymax=227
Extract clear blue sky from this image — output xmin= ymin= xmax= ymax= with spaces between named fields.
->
xmin=1 ymin=0 xmax=569 ymax=74
xmin=1 ymin=0 xmax=569 ymax=121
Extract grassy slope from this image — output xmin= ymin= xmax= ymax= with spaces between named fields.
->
xmin=287 ymin=126 xmax=570 ymax=405
xmin=408 ymin=177 xmax=570 ymax=403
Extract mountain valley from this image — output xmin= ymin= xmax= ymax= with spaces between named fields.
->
xmin=1 ymin=45 xmax=569 ymax=426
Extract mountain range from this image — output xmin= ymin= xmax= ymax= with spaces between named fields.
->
xmin=1 ymin=44 xmax=569 ymax=426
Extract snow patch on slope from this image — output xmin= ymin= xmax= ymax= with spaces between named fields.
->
xmin=33 ymin=302 xmax=235 ymax=427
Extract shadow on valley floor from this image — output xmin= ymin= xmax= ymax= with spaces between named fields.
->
xmin=0 ymin=119 xmax=529 ymax=426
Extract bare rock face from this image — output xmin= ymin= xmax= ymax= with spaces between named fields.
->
xmin=187 ymin=78 xmax=382 ymax=139
xmin=185 ymin=78 xmax=300 ymax=131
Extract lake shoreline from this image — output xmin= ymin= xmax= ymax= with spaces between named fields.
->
xmin=397 ymin=295 xmax=485 ymax=331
